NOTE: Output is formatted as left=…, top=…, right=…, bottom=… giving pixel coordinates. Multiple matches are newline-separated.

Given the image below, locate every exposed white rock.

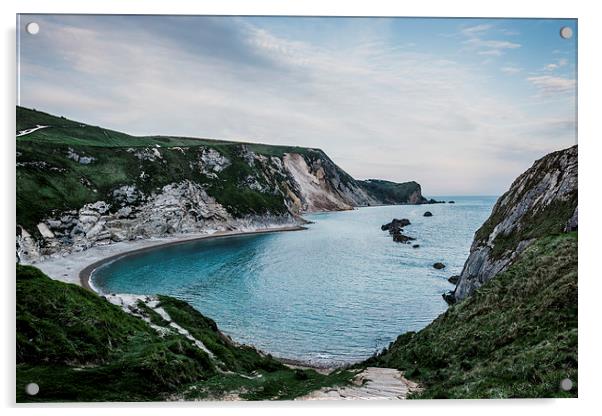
left=16, top=227, right=39, bottom=262
left=239, top=145, right=256, bottom=167
left=18, top=179, right=302, bottom=262
left=283, top=153, right=353, bottom=212
left=104, top=294, right=214, bottom=356
left=452, top=145, right=578, bottom=302
left=67, top=148, right=96, bottom=164
left=36, top=223, right=55, bottom=239
left=129, top=147, right=163, bottom=162
left=112, top=185, right=142, bottom=205
left=199, top=148, right=230, bottom=173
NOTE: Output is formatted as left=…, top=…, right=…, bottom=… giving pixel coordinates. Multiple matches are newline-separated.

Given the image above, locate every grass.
left=16, top=107, right=296, bottom=231
left=473, top=146, right=577, bottom=259
left=364, top=232, right=578, bottom=398
left=357, top=179, right=425, bottom=204
left=17, top=106, right=314, bottom=152
left=17, top=106, right=429, bottom=231
left=16, top=265, right=354, bottom=402
left=181, top=368, right=354, bottom=401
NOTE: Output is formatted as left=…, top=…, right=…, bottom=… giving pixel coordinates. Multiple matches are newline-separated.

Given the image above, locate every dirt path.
left=298, top=367, right=420, bottom=400
left=17, top=125, right=48, bottom=137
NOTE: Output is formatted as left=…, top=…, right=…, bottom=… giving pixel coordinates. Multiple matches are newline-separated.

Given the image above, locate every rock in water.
left=433, top=262, right=445, bottom=270
left=448, top=200, right=455, bottom=204
left=423, top=211, right=433, bottom=217
left=412, top=244, right=420, bottom=248
left=381, top=218, right=411, bottom=231
left=448, top=275, right=460, bottom=284
left=393, top=233, right=416, bottom=244
left=442, top=291, right=455, bottom=305
left=382, top=218, right=415, bottom=243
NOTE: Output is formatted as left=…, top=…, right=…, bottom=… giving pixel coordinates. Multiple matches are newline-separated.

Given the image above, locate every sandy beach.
left=27, top=225, right=305, bottom=292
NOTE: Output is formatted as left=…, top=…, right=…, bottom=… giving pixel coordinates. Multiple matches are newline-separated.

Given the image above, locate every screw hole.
left=26, top=22, right=40, bottom=35
left=25, top=382, right=39, bottom=396
left=560, top=26, right=573, bottom=40
left=559, top=378, right=573, bottom=391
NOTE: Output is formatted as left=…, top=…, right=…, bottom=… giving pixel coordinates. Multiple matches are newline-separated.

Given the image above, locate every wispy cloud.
left=18, top=16, right=576, bottom=195
left=501, top=66, right=522, bottom=74
left=464, top=37, right=521, bottom=56
left=527, top=75, right=576, bottom=94
left=460, top=23, right=493, bottom=36
left=543, top=58, right=568, bottom=71
left=460, top=23, right=521, bottom=57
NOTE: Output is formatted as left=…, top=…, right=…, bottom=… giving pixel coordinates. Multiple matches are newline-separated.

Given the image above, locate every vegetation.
left=16, top=265, right=354, bottom=402
left=16, top=106, right=305, bottom=231
left=357, top=179, right=426, bottom=204
left=17, top=106, right=430, bottom=232
left=365, top=233, right=578, bottom=398
left=474, top=146, right=578, bottom=259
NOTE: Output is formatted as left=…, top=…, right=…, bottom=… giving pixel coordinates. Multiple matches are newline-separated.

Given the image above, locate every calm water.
left=93, top=196, right=496, bottom=366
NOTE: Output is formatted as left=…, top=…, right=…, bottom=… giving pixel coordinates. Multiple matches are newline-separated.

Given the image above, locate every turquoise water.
left=93, top=196, right=496, bottom=366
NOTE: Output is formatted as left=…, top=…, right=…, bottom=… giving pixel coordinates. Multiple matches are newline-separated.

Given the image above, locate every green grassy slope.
left=16, top=265, right=353, bottom=402
left=17, top=106, right=430, bottom=234
left=365, top=232, right=577, bottom=398
left=17, top=106, right=313, bottom=153
left=16, top=107, right=309, bottom=231
left=357, top=179, right=427, bottom=204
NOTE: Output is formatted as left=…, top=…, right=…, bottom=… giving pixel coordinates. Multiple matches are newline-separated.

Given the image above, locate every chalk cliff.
left=448, top=145, right=578, bottom=303
left=16, top=107, right=429, bottom=261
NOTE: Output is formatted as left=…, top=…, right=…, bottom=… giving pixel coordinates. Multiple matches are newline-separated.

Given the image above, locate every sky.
left=17, top=15, right=577, bottom=195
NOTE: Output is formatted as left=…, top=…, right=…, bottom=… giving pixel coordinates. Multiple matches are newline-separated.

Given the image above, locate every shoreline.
left=78, top=225, right=306, bottom=291
left=27, top=225, right=305, bottom=291
left=26, top=223, right=357, bottom=372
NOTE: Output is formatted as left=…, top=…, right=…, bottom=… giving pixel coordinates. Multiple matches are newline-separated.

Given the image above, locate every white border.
left=2, top=1, right=601, bottom=415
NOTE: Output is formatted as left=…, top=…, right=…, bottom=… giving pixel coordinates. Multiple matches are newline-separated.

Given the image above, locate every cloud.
left=526, top=75, right=576, bottom=94
left=460, top=23, right=521, bottom=57
left=460, top=23, right=493, bottom=36
left=18, top=16, right=575, bottom=195
left=464, top=37, right=521, bottom=56
left=543, top=58, right=568, bottom=71
left=501, top=66, right=521, bottom=74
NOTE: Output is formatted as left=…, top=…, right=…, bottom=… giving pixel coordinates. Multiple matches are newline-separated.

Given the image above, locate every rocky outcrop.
left=357, top=179, right=428, bottom=205
left=17, top=180, right=300, bottom=261
left=448, top=145, right=577, bottom=303
left=17, top=143, right=427, bottom=262
left=447, top=275, right=460, bottom=285
left=381, top=218, right=411, bottom=231
left=381, top=218, right=415, bottom=244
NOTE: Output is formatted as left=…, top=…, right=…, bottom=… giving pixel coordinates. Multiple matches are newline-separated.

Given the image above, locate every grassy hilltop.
left=17, top=107, right=426, bottom=238
left=16, top=107, right=313, bottom=231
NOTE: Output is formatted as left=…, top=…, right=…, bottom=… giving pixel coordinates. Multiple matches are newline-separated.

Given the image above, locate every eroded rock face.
left=17, top=145, right=430, bottom=262
left=282, top=153, right=377, bottom=212
left=450, top=145, right=578, bottom=302
left=18, top=180, right=298, bottom=261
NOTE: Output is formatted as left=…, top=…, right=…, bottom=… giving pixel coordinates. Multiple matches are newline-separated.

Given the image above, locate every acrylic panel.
left=16, top=15, right=578, bottom=402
